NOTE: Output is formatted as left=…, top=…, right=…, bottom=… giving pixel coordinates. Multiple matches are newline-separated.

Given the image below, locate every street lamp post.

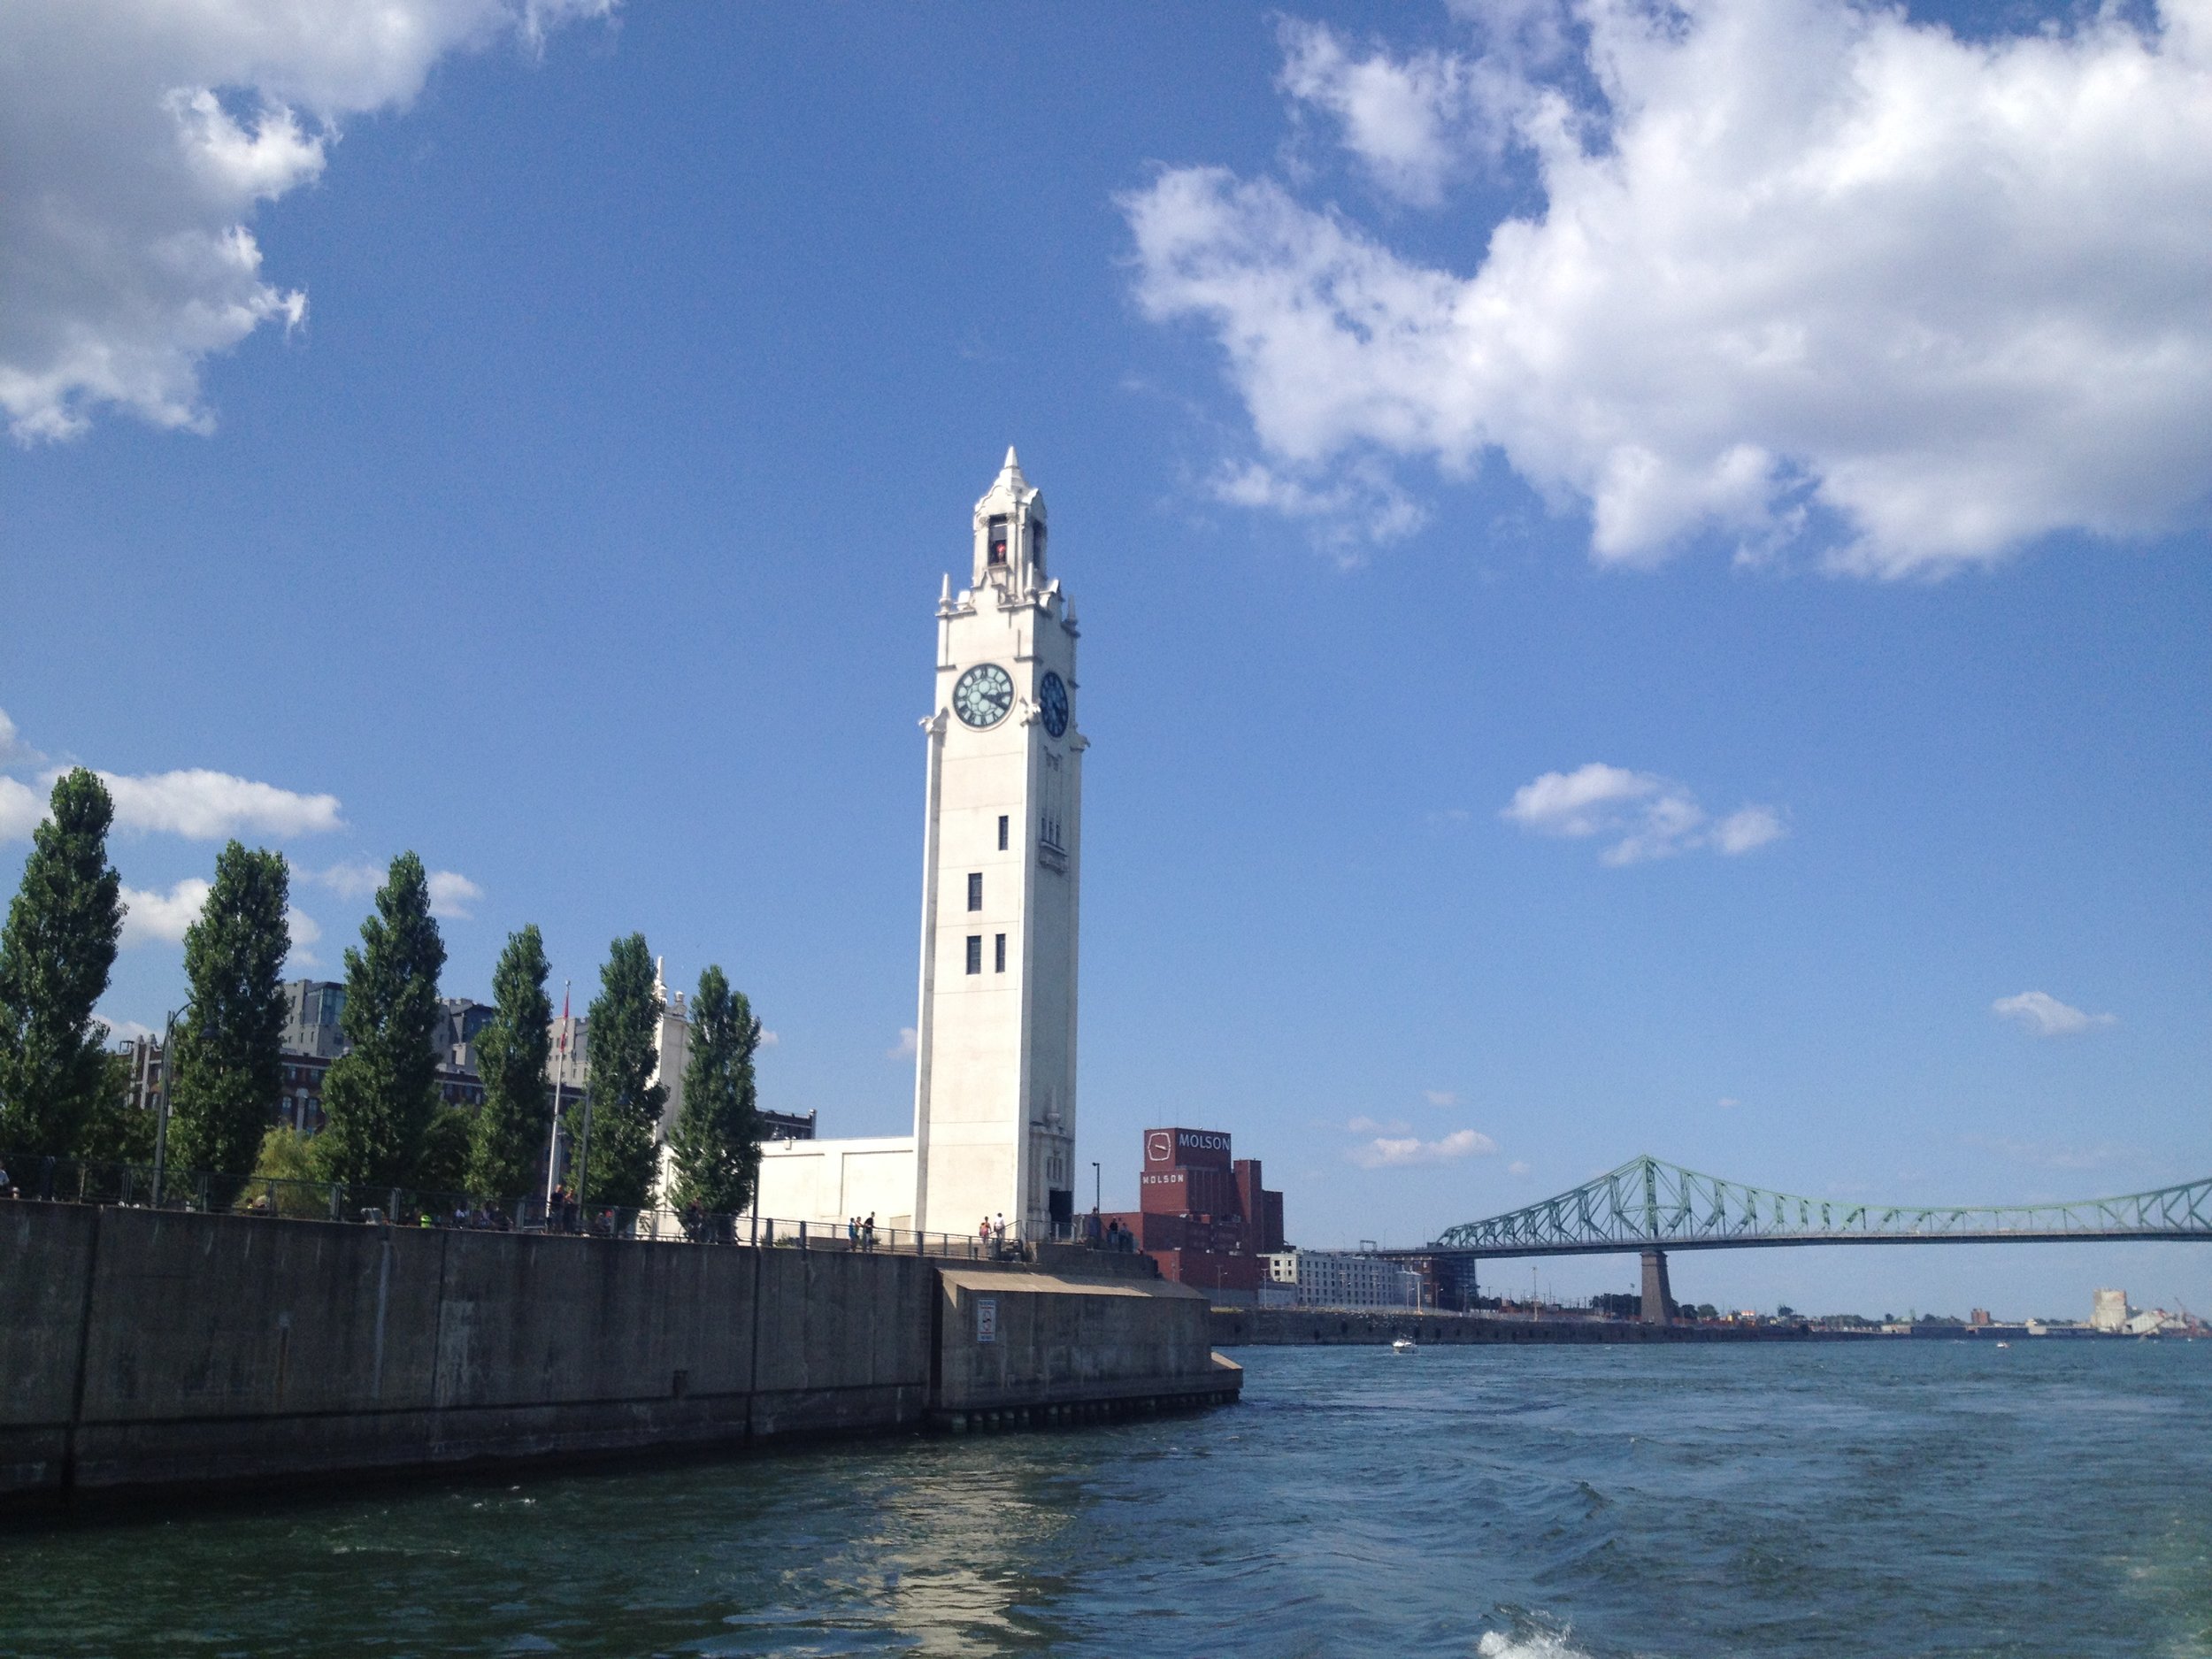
left=150, top=1008, right=176, bottom=1206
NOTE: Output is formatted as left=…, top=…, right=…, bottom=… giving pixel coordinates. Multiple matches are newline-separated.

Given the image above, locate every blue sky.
left=4, top=0, right=2208, bottom=1318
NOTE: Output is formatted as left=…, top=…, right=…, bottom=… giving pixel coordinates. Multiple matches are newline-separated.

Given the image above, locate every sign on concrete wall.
left=976, top=1296, right=997, bottom=1344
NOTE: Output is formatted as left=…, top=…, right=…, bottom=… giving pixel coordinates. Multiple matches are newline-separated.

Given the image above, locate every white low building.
left=753, top=1136, right=918, bottom=1234
left=1265, top=1249, right=1423, bottom=1310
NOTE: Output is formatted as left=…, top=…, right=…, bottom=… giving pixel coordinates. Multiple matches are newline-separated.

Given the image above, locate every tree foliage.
left=313, top=853, right=446, bottom=1190
left=0, top=769, right=124, bottom=1156
left=167, top=841, right=291, bottom=1179
left=415, top=1106, right=472, bottom=1198
left=670, top=964, right=764, bottom=1216
left=576, top=933, right=664, bottom=1209
left=467, top=924, right=551, bottom=1199
left=241, top=1125, right=326, bottom=1217
left=78, top=1048, right=155, bottom=1164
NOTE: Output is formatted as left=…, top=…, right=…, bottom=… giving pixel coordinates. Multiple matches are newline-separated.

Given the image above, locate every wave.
left=1478, top=1628, right=1594, bottom=1659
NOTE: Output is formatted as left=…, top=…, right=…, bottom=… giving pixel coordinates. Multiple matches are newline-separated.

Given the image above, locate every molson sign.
left=1143, top=1126, right=1233, bottom=1171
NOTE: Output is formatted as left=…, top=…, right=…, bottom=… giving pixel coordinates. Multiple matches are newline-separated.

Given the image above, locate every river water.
left=4, top=1340, right=2207, bottom=1657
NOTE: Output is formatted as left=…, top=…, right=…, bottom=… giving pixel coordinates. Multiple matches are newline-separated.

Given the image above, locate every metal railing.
left=0, top=1149, right=1114, bottom=1263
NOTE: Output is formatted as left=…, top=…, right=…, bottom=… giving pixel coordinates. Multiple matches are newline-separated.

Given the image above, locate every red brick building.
left=1102, top=1126, right=1284, bottom=1298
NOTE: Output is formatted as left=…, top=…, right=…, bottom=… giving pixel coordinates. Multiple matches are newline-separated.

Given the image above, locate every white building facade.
left=1264, top=1250, right=1423, bottom=1310
left=757, top=450, right=1084, bottom=1239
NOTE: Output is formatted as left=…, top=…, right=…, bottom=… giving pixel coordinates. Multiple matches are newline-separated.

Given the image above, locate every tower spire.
left=972, top=445, right=1046, bottom=589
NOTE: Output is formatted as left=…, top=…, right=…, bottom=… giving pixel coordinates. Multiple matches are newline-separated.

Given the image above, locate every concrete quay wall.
left=934, top=1269, right=1239, bottom=1427
left=1, top=1202, right=1233, bottom=1510
left=1210, top=1307, right=1828, bottom=1346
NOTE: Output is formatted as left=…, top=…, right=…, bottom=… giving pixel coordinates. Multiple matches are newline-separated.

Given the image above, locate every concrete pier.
left=1640, top=1248, right=1673, bottom=1325
left=933, top=1269, right=1238, bottom=1428
left=0, top=1202, right=1236, bottom=1512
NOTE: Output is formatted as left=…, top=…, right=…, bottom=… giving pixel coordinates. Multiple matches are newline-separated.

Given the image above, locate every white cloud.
left=1717, top=1096, right=1740, bottom=1110
left=1502, top=761, right=1785, bottom=864
left=1347, top=1115, right=1413, bottom=1134
left=1125, top=0, right=2212, bottom=572
left=889, top=1027, right=918, bottom=1059
left=98, top=768, right=343, bottom=839
left=1508, top=1159, right=1532, bottom=1177
left=1423, top=1089, right=1459, bottom=1108
left=0, top=0, right=615, bottom=442
left=1279, top=20, right=1490, bottom=208
left=1993, top=990, right=2116, bottom=1038
left=1712, top=805, right=1786, bottom=856
left=311, top=860, right=388, bottom=900
left=1348, top=1126, right=1498, bottom=1169
left=0, top=710, right=43, bottom=768
left=99, top=1014, right=160, bottom=1044
left=1210, top=457, right=1427, bottom=552
left=1502, top=762, right=1655, bottom=838
left=286, top=906, right=322, bottom=968
left=757, top=1029, right=780, bottom=1049
left=0, top=776, right=42, bottom=842
left=119, top=878, right=211, bottom=948
left=426, top=870, right=482, bottom=920
left=121, top=882, right=324, bottom=956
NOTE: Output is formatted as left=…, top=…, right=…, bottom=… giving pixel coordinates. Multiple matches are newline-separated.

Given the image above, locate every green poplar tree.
left=575, top=933, right=664, bottom=1210
left=313, top=852, right=446, bottom=1192
left=0, top=769, right=124, bottom=1156
left=467, top=923, right=551, bottom=1200
left=78, top=1048, right=155, bottom=1164
left=167, top=842, right=291, bottom=1182
left=670, top=965, right=764, bottom=1217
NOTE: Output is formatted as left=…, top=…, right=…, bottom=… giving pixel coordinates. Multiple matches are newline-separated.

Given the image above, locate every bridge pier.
left=1640, top=1249, right=1672, bottom=1325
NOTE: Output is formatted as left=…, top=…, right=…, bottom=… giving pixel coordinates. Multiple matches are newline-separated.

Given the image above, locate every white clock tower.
left=911, top=448, right=1084, bottom=1238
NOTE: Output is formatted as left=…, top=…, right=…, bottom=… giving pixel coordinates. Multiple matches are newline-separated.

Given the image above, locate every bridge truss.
left=1426, top=1156, right=2212, bottom=1258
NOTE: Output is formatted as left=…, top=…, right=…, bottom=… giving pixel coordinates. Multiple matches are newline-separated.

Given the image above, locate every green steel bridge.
left=1421, top=1155, right=2212, bottom=1259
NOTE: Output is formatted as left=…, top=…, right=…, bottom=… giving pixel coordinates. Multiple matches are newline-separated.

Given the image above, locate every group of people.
left=846, top=1212, right=879, bottom=1250
left=1098, top=1217, right=1136, bottom=1252
left=978, top=1211, right=1013, bottom=1256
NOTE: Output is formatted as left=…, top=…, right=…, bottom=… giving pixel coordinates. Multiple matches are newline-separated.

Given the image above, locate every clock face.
left=953, top=663, right=1015, bottom=728
left=1038, top=671, right=1070, bottom=739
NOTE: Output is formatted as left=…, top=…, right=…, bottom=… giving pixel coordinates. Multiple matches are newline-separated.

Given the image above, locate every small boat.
left=1391, top=1337, right=1417, bottom=1354
left=1994, top=1340, right=2010, bottom=1349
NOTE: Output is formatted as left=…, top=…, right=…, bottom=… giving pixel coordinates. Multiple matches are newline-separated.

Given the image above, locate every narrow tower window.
left=965, top=936, right=982, bottom=975
left=997, top=815, right=1010, bottom=851
left=995, top=933, right=1007, bottom=972
left=987, top=516, right=1010, bottom=565
left=967, top=872, right=983, bottom=911
left=1031, top=520, right=1046, bottom=571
